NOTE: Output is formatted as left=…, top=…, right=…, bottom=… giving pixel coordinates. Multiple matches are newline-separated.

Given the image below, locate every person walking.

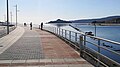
left=24, top=23, right=27, bottom=27
left=41, top=22, right=43, bottom=30
left=30, top=22, right=32, bottom=30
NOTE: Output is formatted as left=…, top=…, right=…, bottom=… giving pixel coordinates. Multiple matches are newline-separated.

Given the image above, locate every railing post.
left=57, top=28, right=58, bottom=35
left=97, top=39, right=101, bottom=67
left=53, top=27, right=54, bottom=33
left=80, top=35, right=84, bottom=57
left=65, top=30, right=67, bottom=38
left=83, top=35, right=86, bottom=50
left=75, top=33, right=77, bottom=42
left=53, top=27, right=55, bottom=33
left=69, top=31, right=71, bottom=41
left=59, top=28, right=60, bottom=36
left=62, top=29, right=63, bottom=37
left=52, top=27, right=54, bottom=33
left=51, top=27, right=52, bottom=32
left=55, top=27, right=57, bottom=34
left=81, top=35, right=86, bottom=58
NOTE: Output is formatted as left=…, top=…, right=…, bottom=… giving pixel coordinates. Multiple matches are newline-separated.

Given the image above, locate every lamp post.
left=92, top=21, right=97, bottom=36
left=95, top=23, right=96, bottom=36
left=6, top=0, right=9, bottom=34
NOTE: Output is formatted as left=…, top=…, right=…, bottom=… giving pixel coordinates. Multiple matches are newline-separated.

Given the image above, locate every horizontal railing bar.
left=85, top=40, right=120, bottom=56
left=85, top=46, right=120, bottom=66
left=86, top=35, right=120, bottom=45
left=100, top=45, right=120, bottom=56
left=83, top=50, right=109, bottom=67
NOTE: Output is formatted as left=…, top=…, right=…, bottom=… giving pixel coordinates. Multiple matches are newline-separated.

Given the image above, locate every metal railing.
left=0, top=26, right=16, bottom=38
left=42, top=25, right=120, bottom=67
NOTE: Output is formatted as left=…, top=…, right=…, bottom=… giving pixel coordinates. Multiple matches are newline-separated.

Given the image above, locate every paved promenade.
left=0, top=26, right=93, bottom=67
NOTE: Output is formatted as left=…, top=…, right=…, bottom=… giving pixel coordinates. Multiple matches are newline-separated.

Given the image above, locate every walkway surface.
left=0, top=26, right=93, bottom=67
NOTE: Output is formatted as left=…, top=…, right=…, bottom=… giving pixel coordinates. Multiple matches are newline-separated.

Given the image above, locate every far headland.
left=47, top=16, right=120, bottom=26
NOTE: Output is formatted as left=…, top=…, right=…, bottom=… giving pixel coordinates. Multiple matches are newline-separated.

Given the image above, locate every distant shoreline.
left=98, top=23, right=120, bottom=26
left=48, top=22, right=120, bottom=26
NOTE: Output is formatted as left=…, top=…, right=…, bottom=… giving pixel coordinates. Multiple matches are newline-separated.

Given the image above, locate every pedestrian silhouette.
left=41, top=22, right=43, bottom=30
left=30, top=22, right=32, bottom=30
left=24, top=23, right=27, bottom=27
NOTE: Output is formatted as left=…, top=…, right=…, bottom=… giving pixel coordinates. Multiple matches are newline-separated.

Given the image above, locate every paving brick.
left=40, top=59, right=52, bottom=63
left=0, top=60, right=12, bottom=63
left=11, top=66, right=25, bottom=67
left=26, top=59, right=39, bottom=63
left=12, top=60, right=26, bottom=63
left=52, top=59, right=65, bottom=63
left=54, top=64, right=69, bottom=67
left=64, top=58, right=76, bottom=62
left=25, top=66, right=39, bottom=67
left=39, top=66, right=45, bottom=67
left=44, top=65, right=53, bottom=67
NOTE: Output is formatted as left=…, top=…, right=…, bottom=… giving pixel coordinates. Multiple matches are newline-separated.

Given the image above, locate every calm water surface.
left=75, top=25, right=120, bottom=42
left=73, top=24, right=120, bottom=63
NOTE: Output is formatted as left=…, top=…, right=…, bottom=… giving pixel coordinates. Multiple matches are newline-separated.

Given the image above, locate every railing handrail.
left=88, top=35, right=120, bottom=45
left=44, top=25, right=120, bottom=52
left=53, top=26, right=120, bottom=46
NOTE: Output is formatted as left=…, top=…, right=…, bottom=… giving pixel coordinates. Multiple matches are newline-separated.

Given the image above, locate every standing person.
left=30, top=22, right=32, bottom=30
left=24, top=23, right=27, bottom=27
left=41, top=22, right=43, bottom=30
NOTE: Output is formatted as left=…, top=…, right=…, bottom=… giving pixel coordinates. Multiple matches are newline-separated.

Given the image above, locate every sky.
left=0, top=0, right=120, bottom=24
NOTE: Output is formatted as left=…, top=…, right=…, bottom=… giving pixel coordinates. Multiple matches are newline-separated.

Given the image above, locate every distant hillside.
left=71, top=16, right=120, bottom=23
left=48, top=19, right=72, bottom=23
left=47, top=16, right=120, bottom=24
